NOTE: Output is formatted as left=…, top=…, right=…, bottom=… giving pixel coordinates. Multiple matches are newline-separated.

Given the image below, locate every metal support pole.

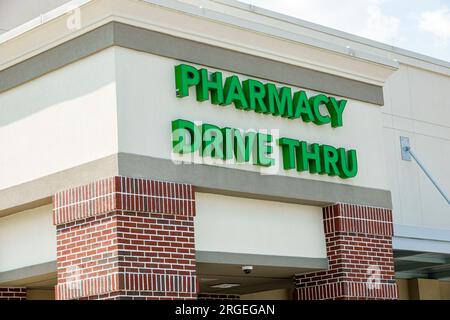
left=407, top=148, right=450, bottom=205
left=400, top=136, right=450, bottom=206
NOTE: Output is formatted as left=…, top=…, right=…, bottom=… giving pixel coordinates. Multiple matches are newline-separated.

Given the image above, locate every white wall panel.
left=0, top=205, right=55, bottom=272
left=0, top=48, right=118, bottom=189
left=383, top=64, right=450, bottom=228
left=195, top=193, right=327, bottom=258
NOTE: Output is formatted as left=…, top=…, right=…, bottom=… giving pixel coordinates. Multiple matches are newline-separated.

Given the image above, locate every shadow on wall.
left=0, top=49, right=116, bottom=127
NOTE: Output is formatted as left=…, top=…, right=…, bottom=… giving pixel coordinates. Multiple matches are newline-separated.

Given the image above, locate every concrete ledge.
left=0, top=22, right=115, bottom=94
left=112, top=22, right=384, bottom=105
left=118, top=153, right=393, bottom=209
left=393, top=224, right=450, bottom=255
left=0, top=261, right=56, bottom=286
left=394, top=224, right=450, bottom=242
left=196, top=251, right=328, bottom=270
left=0, top=154, right=118, bottom=218
left=0, top=152, right=393, bottom=217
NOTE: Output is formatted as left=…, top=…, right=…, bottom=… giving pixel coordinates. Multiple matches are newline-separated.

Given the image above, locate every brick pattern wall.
left=53, top=177, right=195, bottom=225
left=53, top=176, right=197, bottom=300
left=0, top=288, right=27, bottom=300
left=294, top=203, right=398, bottom=300
left=198, top=293, right=241, bottom=300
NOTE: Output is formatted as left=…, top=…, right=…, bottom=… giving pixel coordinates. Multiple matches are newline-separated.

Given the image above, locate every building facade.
left=0, top=0, right=449, bottom=300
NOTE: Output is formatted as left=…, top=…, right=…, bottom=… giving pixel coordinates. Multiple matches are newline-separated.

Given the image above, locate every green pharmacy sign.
left=171, top=64, right=358, bottom=179
left=175, top=64, right=347, bottom=128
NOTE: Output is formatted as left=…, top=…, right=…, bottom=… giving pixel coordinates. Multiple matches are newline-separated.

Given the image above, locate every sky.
left=239, top=0, right=450, bottom=62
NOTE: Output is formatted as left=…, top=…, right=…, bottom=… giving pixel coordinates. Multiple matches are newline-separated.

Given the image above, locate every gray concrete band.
left=0, top=261, right=56, bottom=286
left=118, top=153, right=393, bottom=209
left=0, top=23, right=115, bottom=94
left=0, top=154, right=118, bottom=218
left=0, top=22, right=384, bottom=105
left=0, top=153, right=393, bottom=218
left=196, top=251, right=328, bottom=270
left=0, top=153, right=392, bottom=218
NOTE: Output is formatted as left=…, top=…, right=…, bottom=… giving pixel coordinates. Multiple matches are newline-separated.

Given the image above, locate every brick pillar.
left=0, top=288, right=27, bottom=300
left=294, top=203, right=398, bottom=300
left=53, top=176, right=197, bottom=300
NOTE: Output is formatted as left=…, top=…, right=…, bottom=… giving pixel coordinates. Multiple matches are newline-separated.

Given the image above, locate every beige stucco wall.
left=0, top=48, right=118, bottom=190
left=440, top=281, right=450, bottom=299
left=195, top=193, right=326, bottom=258
left=382, top=65, right=450, bottom=229
left=27, top=289, right=55, bottom=300
left=0, top=205, right=55, bottom=272
left=396, top=279, right=410, bottom=300
left=397, top=278, right=450, bottom=300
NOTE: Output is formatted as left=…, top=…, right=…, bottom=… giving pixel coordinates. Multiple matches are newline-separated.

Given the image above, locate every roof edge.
left=211, top=0, right=450, bottom=70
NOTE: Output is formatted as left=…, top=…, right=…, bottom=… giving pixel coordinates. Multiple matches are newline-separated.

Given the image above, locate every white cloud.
left=240, top=0, right=449, bottom=61
left=360, top=1, right=401, bottom=43
left=419, top=6, right=450, bottom=47
left=244, top=0, right=404, bottom=45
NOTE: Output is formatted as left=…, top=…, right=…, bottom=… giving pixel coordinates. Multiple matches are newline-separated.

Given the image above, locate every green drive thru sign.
left=171, top=64, right=358, bottom=179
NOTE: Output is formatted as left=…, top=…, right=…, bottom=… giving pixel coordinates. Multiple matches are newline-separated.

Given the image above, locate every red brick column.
left=294, top=203, right=398, bottom=300
left=0, top=288, right=27, bottom=300
left=53, top=176, right=197, bottom=300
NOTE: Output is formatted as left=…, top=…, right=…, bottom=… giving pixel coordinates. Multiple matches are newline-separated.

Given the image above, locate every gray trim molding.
left=0, top=22, right=115, bottom=94
left=0, top=21, right=384, bottom=105
left=118, top=153, right=393, bottom=209
left=0, top=261, right=56, bottom=285
left=0, top=154, right=118, bottom=218
left=394, top=224, right=450, bottom=242
left=393, top=224, right=450, bottom=254
left=0, top=152, right=393, bottom=217
left=393, top=238, right=450, bottom=255
left=196, top=251, right=328, bottom=270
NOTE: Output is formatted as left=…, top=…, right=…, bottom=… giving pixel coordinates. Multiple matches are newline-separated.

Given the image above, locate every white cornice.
left=0, top=0, right=399, bottom=85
